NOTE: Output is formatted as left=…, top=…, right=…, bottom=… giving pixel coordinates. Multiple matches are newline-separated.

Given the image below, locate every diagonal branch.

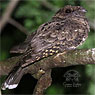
left=0, top=0, right=19, bottom=33
left=0, top=49, right=95, bottom=77
left=39, top=0, right=58, bottom=12
left=0, top=49, right=95, bottom=95
left=89, top=20, right=95, bottom=31
left=8, top=18, right=30, bottom=35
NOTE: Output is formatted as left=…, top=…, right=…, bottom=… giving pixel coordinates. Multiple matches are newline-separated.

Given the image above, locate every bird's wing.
left=15, top=21, right=65, bottom=67
left=30, top=19, right=88, bottom=53
left=19, top=20, right=79, bottom=67
left=13, top=19, right=88, bottom=68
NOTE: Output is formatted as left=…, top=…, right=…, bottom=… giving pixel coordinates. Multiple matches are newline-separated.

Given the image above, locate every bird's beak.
left=80, top=9, right=87, bottom=13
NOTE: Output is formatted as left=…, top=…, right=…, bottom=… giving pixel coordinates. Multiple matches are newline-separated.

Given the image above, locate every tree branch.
left=39, top=0, right=58, bottom=12
left=0, top=56, right=21, bottom=77
left=33, top=69, right=52, bottom=95
left=0, top=0, right=19, bottom=33
left=0, top=49, right=95, bottom=77
left=0, top=49, right=95, bottom=95
left=8, top=18, right=30, bottom=35
left=89, top=20, right=95, bottom=31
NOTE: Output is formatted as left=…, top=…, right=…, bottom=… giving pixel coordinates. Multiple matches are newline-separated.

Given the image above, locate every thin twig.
left=0, top=89, right=1, bottom=95
left=8, top=18, right=30, bottom=35
left=89, top=20, right=95, bottom=31
left=39, top=0, right=58, bottom=12
left=0, top=0, right=19, bottom=34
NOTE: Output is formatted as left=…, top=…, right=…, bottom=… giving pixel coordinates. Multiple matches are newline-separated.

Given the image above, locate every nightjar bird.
left=1, top=5, right=90, bottom=90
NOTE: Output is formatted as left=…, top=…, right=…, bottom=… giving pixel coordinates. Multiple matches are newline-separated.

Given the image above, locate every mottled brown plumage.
left=2, top=5, right=90, bottom=90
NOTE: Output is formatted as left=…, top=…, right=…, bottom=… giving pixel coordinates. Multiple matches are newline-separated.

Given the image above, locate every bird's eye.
left=65, top=9, right=72, bottom=13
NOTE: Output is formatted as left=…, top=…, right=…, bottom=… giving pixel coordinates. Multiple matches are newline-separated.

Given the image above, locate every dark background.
left=0, top=0, right=95, bottom=94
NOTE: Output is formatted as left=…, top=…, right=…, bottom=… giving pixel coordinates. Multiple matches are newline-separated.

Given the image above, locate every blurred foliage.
left=81, top=0, right=95, bottom=20
left=0, top=0, right=95, bottom=95
left=46, top=84, right=64, bottom=94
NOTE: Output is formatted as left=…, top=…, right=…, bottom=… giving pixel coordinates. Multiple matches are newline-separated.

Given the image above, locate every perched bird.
left=1, top=5, right=90, bottom=90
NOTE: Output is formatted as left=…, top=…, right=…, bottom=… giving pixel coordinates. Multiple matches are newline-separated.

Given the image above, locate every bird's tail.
left=1, top=66, right=24, bottom=90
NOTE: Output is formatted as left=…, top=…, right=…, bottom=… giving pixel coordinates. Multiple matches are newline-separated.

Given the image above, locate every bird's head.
left=52, top=5, right=87, bottom=20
